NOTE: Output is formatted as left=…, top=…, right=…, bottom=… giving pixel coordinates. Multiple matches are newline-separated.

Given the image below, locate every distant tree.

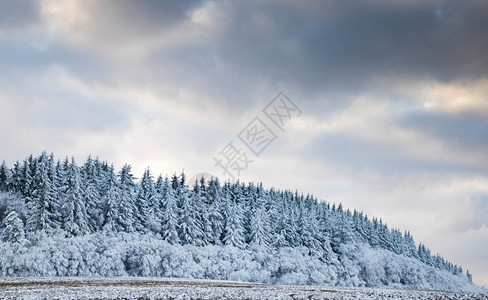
left=466, top=270, right=473, bottom=283
left=20, top=159, right=33, bottom=198
left=9, top=161, right=22, bottom=193
left=0, top=160, right=11, bottom=192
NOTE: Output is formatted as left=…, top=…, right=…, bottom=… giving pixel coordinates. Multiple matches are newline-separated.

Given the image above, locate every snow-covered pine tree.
left=9, top=161, right=22, bottom=193
left=466, top=270, right=473, bottom=283
left=62, top=158, right=89, bottom=236
left=248, top=207, right=271, bottom=249
left=368, top=218, right=381, bottom=249
left=20, top=159, right=33, bottom=198
left=26, top=155, right=59, bottom=232
left=117, top=164, right=136, bottom=232
left=161, top=181, right=180, bottom=244
left=102, top=166, right=120, bottom=232
left=178, top=183, right=204, bottom=245
left=352, top=210, right=368, bottom=243
left=331, top=204, right=355, bottom=252
left=0, top=160, right=11, bottom=192
left=404, top=231, right=419, bottom=259
left=2, top=210, right=27, bottom=244
left=283, top=202, right=300, bottom=247
left=153, top=175, right=168, bottom=232
left=84, top=180, right=101, bottom=232
left=54, top=159, right=67, bottom=203
left=206, top=178, right=224, bottom=245
left=223, top=200, right=245, bottom=248
left=134, top=168, right=155, bottom=232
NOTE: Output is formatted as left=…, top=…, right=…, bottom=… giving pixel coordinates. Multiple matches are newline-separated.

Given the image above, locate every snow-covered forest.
left=0, top=152, right=481, bottom=292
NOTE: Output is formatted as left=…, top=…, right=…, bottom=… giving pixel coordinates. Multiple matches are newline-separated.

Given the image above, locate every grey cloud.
left=52, top=0, right=204, bottom=45
left=0, top=40, right=108, bottom=85
left=398, top=111, right=488, bottom=157
left=211, top=0, right=488, bottom=91
left=4, top=0, right=488, bottom=97
left=126, top=0, right=488, bottom=114
left=305, top=132, right=488, bottom=177
left=466, top=194, right=488, bottom=231
left=0, top=0, right=39, bottom=31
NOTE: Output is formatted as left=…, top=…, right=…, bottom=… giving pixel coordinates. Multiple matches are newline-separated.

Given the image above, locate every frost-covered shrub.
left=0, top=232, right=483, bottom=293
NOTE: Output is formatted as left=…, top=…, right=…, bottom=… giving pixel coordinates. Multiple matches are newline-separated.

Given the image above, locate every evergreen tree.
left=153, top=174, right=168, bottom=233
left=20, top=159, right=33, bottom=198
left=85, top=180, right=101, bottom=232
left=62, top=158, right=89, bottom=236
left=207, top=178, right=224, bottom=244
left=466, top=270, right=473, bottom=283
left=2, top=211, right=27, bottom=244
left=134, top=168, right=155, bottom=232
left=178, top=186, right=204, bottom=245
left=368, top=218, right=381, bottom=249
left=102, top=166, right=120, bottom=232
left=117, top=164, right=136, bottom=232
left=9, top=161, right=22, bottom=193
left=26, top=158, right=59, bottom=232
left=161, top=182, right=180, bottom=244
left=248, top=207, right=271, bottom=249
left=331, top=205, right=354, bottom=252
left=223, top=201, right=245, bottom=248
left=404, top=231, right=419, bottom=259
left=0, top=160, right=11, bottom=192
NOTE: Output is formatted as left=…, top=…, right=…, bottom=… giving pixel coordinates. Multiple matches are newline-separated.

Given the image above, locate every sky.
left=1, top=0, right=487, bottom=287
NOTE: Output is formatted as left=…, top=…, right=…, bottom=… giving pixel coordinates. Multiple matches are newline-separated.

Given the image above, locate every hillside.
left=0, top=152, right=484, bottom=293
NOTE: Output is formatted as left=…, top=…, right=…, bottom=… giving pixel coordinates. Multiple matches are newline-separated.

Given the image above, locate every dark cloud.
left=115, top=0, right=488, bottom=114
left=4, top=0, right=488, bottom=98
left=212, top=0, right=488, bottom=92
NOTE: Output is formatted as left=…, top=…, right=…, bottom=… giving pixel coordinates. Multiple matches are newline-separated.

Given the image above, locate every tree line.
left=0, top=152, right=470, bottom=280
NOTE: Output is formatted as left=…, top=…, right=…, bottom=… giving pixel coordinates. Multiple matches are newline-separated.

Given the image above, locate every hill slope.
left=0, top=153, right=484, bottom=293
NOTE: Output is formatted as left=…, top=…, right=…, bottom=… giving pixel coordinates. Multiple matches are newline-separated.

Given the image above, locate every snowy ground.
left=0, top=277, right=487, bottom=300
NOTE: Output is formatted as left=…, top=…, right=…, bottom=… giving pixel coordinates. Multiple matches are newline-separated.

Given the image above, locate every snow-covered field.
left=0, top=277, right=486, bottom=300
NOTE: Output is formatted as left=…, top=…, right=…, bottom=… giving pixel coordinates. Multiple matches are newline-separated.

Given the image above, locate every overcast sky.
left=1, top=0, right=487, bottom=287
